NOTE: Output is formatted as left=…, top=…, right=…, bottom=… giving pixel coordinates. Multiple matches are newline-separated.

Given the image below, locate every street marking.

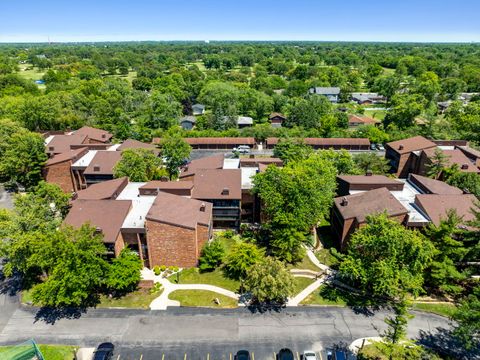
left=297, top=352, right=300, bottom=360
left=318, top=351, right=323, bottom=360
left=116, top=355, right=121, bottom=360
left=184, top=353, right=187, bottom=360
left=251, top=352, right=255, bottom=360
left=162, top=354, right=165, bottom=360
left=230, top=353, right=232, bottom=360
left=273, top=352, right=276, bottom=360
left=207, top=353, right=210, bottom=360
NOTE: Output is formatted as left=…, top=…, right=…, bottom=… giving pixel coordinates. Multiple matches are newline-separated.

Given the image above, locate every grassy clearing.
left=169, top=289, right=238, bottom=308
left=288, top=254, right=321, bottom=272
left=315, top=248, right=339, bottom=268
left=169, top=267, right=240, bottom=292
left=293, top=277, right=315, bottom=296
left=300, top=285, right=348, bottom=306
left=0, top=344, right=77, bottom=360
left=111, top=70, right=137, bottom=83
left=364, top=109, right=386, bottom=120
left=97, top=288, right=161, bottom=309
left=412, top=302, right=456, bottom=318
left=16, top=63, right=46, bottom=89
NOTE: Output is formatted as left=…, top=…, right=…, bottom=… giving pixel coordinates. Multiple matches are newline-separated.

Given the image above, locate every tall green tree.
left=114, top=148, right=163, bottom=181
left=198, top=238, right=225, bottom=272
left=105, top=249, right=143, bottom=295
left=244, top=257, right=294, bottom=304
left=452, top=285, right=480, bottom=353
left=224, top=242, right=265, bottom=280
left=272, top=138, right=313, bottom=164
left=145, top=91, right=182, bottom=130
left=159, top=133, right=191, bottom=180
left=426, top=148, right=448, bottom=179
left=354, top=152, right=390, bottom=174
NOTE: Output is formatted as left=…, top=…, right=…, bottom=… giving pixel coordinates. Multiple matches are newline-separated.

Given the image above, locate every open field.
left=169, top=289, right=238, bottom=308
left=16, top=63, right=46, bottom=89
left=169, top=267, right=240, bottom=292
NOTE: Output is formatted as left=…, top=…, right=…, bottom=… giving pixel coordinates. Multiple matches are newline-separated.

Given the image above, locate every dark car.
left=334, top=350, right=346, bottom=360
left=277, top=348, right=294, bottom=360
left=235, top=350, right=251, bottom=360
left=93, top=342, right=114, bottom=360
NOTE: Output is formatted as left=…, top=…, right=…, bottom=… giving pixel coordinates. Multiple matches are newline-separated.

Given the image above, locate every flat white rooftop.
left=241, top=167, right=258, bottom=190
left=107, top=143, right=121, bottom=151
left=116, top=182, right=155, bottom=229
left=223, top=158, right=240, bottom=169
left=72, top=150, right=98, bottom=168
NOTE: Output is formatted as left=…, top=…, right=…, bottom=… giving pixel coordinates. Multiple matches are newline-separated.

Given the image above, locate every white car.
left=233, top=145, right=250, bottom=154
left=303, top=351, right=318, bottom=360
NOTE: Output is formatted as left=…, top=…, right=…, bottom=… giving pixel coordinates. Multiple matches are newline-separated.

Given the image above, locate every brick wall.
left=146, top=220, right=199, bottom=268
left=114, top=232, right=125, bottom=256
left=44, top=161, right=75, bottom=193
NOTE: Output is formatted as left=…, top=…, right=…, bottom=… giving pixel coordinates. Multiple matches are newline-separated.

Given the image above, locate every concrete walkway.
left=142, top=269, right=239, bottom=310
left=349, top=337, right=382, bottom=354
left=306, top=248, right=334, bottom=274
left=287, top=277, right=326, bottom=306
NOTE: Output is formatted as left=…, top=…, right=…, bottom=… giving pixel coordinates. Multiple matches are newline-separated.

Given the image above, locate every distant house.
left=347, top=114, right=379, bottom=127
left=351, top=93, right=386, bottom=105
left=237, top=116, right=253, bottom=128
left=179, top=116, right=196, bottom=130
left=269, top=112, right=286, bottom=128
left=308, top=87, right=341, bottom=103
left=192, top=104, right=205, bottom=116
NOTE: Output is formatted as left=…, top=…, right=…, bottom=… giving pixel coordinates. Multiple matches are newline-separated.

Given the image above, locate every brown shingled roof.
left=185, top=137, right=255, bottom=145
left=84, top=151, right=122, bottom=176
left=76, top=177, right=129, bottom=200
left=180, top=154, right=224, bottom=178
left=266, top=137, right=370, bottom=146
left=348, top=114, right=379, bottom=125
left=140, top=180, right=194, bottom=191
left=338, top=175, right=403, bottom=186
left=414, top=194, right=477, bottom=226
left=146, top=192, right=212, bottom=230
left=64, top=199, right=131, bottom=243
left=269, top=112, right=286, bottom=120
left=239, top=157, right=283, bottom=167
left=45, top=147, right=88, bottom=166
left=73, top=126, right=112, bottom=143
left=117, top=139, right=159, bottom=153
left=423, top=148, right=479, bottom=173
left=386, top=136, right=436, bottom=155
left=409, top=174, right=463, bottom=195
left=192, top=169, right=242, bottom=200
left=334, top=187, right=408, bottom=223
left=46, top=134, right=88, bottom=155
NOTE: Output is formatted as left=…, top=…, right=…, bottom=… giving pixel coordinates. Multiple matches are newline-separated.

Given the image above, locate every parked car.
left=302, top=350, right=318, bottom=360
left=376, top=143, right=385, bottom=151
left=334, top=350, right=347, bottom=360
left=93, top=342, right=114, bottom=360
left=370, top=143, right=377, bottom=151
left=324, top=349, right=333, bottom=360
left=234, top=145, right=250, bottom=154
left=235, top=350, right=251, bottom=360
left=277, top=348, right=294, bottom=360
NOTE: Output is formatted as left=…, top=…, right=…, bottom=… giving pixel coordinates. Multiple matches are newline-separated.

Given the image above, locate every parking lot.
left=113, top=344, right=354, bottom=360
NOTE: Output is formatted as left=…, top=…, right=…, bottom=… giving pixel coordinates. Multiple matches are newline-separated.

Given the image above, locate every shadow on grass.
left=318, top=284, right=386, bottom=317
left=417, top=327, right=480, bottom=360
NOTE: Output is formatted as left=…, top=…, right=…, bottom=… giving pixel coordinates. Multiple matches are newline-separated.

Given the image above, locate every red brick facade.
left=44, top=161, right=77, bottom=193
left=145, top=220, right=210, bottom=268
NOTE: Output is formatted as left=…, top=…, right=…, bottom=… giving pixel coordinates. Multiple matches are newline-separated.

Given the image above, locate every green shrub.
left=153, top=266, right=161, bottom=276
left=160, top=265, right=167, bottom=272
left=198, top=239, right=225, bottom=272
left=149, top=282, right=163, bottom=294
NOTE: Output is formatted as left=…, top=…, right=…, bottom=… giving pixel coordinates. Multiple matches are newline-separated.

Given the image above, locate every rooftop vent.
left=398, top=144, right=404, bottom=150
left=101, top=134, right=106, bottom=138
left=221, top=188, right=230, bottom=196
left=48, top=146, right=54, bottom=151
left=200, top=203, right=206, bottom=212
left=340, top=197, right=349, bottom=206
left=461, top=164, right=469, bottom=170
left=365, top=170, right=373, bottom=176
left=93, top=165, right=100, bottom=172
left=95, top=227, right=102, bottom=233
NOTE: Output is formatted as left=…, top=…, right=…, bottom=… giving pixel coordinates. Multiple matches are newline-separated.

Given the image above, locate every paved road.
left=0, top=287, right=450, bottom=360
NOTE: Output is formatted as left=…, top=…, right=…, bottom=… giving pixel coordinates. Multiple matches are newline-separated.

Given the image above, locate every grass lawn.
left=0, top=344, right=77, bottom=360
left=169, top=267, right=240, bottom=292
left=97, top=288, right=161, bottom=309
left=21, top=288, right=33, bottom=304
left=364, top=109, right=386, bottom=120
left=288, top=254, right=321, bottom=272
left=293, top=277, right=315, bottom=296
left=315, top=248, right=339, bottom=268
left=300, top=285, right=348, bottom=306
left=111, top=70, right=137, bottom=83
left=412, top=302, right=456, bottom=318
left=16, top=63, right=46, bottom=89
left=169, top=289, right=238, bottom=308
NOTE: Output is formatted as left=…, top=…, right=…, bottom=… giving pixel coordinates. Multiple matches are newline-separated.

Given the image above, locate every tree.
left=105, top=249, right=143, bottom=295
left=316, top=149, right=358, bottom=175
left=384, top=94, right=426, bottom=129
left=224, top=242, right=265, bottom=280
left=426, top=148, right=448, bottom=179
left=372, top=75, right=400, bottom=103
left=424, top=210, right=467, bottom=295
left=0, top=130, right=47, bottom=189
left=354, top=152, right=390, bottom=174
left=253, top=154, right=337, bottom=261
left=145, top=91, right=182, bottom=130
left=159, top=133, right=191, bottom=180
left=30, top=225, right=109, bottom=307
left=285, top=95, right=333, bottom=129
left=339, top=214, right=434, bottom=300
left=114, top=148, right=163, bottom=182
left=352, top=124, right=390, bottom=144
left=446, top=171, right=480, bottom=198
left=452, top=285, right=480, bottom=353
left=244, top=257, right=294, bottom=304
left=272, top=138, right=313, bottom=164
left=198, top=239, right=225, bottom=272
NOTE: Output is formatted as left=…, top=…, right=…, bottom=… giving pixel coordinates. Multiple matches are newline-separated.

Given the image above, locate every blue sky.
left=1, top=0, right=479, bottom=43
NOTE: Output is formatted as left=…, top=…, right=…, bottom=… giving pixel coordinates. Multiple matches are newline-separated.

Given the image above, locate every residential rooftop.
left=192, top=169, right=242, bottom=200
left=386, top=136, right=437, bottom=155
left=76, top=177, right=129, bottom=200
left=414, top=194, right=477, bottom=227
left=71, top=126, right=112, bottom=143
left=116, top=182, right=156, bottom=229
left=83, top=151, right=122, bottom=175
left=45, top=134, right=88, bottom=155
left=408, top=174, right=463, bottom=195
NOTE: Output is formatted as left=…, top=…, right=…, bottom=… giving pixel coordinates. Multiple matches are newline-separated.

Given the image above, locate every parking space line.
left=251, top=352, right=255, bottom=360
left=207, top=353, right=210, bottom=360
left=273, top=351, right=276, bottom=360
left=139, top=355, right=143, bottom=360
left=184, top=353, right=187, bottom=360
left=116, top=355, right=121, bottom=360
left=162, top=354, right=165, bottom=360
left=296, top=352, right=300, bottom=360
left=230, top=353, right=232, bottom=360
left=318, top=351, right=323, bottom=360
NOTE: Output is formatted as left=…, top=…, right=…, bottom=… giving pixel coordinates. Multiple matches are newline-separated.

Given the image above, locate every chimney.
left=461, top=164, right=469, bottom=170
left=398, top=144, right=404, bottom=150
left=221, top=188, right=230, bottom=195
left=340, top=197, right=349, bottom=206
left=93, top=165, right=100, bottom=172
left=49, top=146, right=54, bottom=151
left=365, top=170, right=373, bottom=176
left=200, top=202, right=206, bottom=212
left=102, top=133, right=106, bottom=138
left=249, top=154, right=255, bottom=159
